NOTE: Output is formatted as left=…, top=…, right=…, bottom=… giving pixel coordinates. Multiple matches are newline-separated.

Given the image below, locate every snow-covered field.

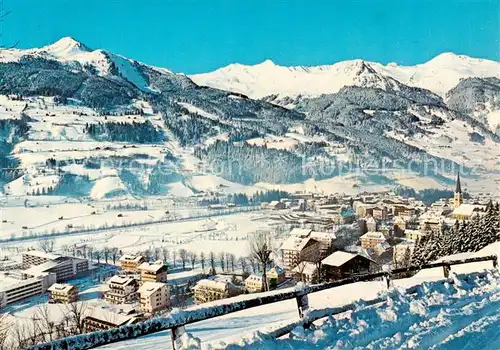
left=0, top=201, right=277, bottom=259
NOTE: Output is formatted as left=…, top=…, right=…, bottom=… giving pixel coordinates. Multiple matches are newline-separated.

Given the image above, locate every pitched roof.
left=138, top=262, right=167, bottom=273
left=321, top=251, right=358, bottom=267
left=195, top=279, right=229, bottom=291
left=280, top=236, right=319, bottom=251
left=119, top=255, right=144, bottom=263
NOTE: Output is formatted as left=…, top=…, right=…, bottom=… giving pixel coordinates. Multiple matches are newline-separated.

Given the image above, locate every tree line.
left=411, top=202, right=499, bottom=266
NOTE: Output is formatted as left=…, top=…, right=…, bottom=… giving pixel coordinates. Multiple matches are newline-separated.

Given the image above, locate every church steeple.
left=453, top=172, right=463, bottom=208
left=455, top=172, right=462, bottom=193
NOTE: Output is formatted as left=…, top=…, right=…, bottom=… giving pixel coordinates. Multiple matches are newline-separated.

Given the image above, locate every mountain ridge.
left=190, top=53, right=500, bottom=99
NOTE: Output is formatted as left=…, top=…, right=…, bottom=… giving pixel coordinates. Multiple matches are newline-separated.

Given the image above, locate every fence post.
left=443, top=263, right=451, bottom=278
left=171, top=325, right=186, bottom=350
left=296, top=288, right=310, bottom=328
left=384, top=272, right=391, bottom=289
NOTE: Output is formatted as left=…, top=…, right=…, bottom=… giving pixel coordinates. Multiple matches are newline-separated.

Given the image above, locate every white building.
left=138, top=281, right=169, bottom=313
left=0, top=270, right=56, bottom=307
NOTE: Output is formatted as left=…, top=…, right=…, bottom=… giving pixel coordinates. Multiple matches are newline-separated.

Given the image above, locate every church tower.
left=453, top=172, right=463, bottom=208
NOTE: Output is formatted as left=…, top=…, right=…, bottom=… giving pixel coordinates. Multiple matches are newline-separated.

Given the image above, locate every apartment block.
left=138, top=281, right=169, bottom=313
left=48, top=283, right=78, bottom=303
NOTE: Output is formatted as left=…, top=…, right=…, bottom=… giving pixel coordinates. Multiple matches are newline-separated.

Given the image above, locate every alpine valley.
left=1, top=37, right=499, bottom=200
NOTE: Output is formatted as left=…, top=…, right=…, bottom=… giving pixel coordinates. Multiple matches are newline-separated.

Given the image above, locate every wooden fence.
left=30, top=254, right=498, bottom=350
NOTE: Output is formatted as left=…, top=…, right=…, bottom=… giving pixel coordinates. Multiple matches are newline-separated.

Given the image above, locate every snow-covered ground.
left=97, top=243, right=500, bottom=349
left=244, top=270, right=500, bottom=350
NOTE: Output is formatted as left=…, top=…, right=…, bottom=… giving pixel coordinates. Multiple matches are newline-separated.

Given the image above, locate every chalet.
left=138, top=261, right=168, bottom=283
left=48, top=283, right=78, bottom=304
left=119, top=254, right=145, bottom=273
left=104, top=275, right=139, bottom=304
left=83, top=306, right=139, bottom=333
left=321, top=251, right=376, bottom=281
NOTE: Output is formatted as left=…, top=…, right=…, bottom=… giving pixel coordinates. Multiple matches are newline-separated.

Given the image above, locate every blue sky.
left=3, top=0, right=499, bottom=73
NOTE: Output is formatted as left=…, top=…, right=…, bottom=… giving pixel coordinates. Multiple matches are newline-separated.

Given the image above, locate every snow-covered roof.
left=360, top=231, right=387, bottom=241
left=322, top=251, right=358, bottom=267
left=280, top=236, right=318, bottom=251
left=310, top=231, right=336, bottom=241
left=138, top=261, right=166, bottom=273
left=195, top=279, right=229, bottom=291
left=23, top=260, right=62, bottom=277
left=289, top=228, right=312, bottom=237
left=452, top=204, right=485, bottom=216
left=86, top=306, right=137, bottom=326
left=292, top=261, right=317, bottom=275
left=48, top=283, right=75, bottom=293
left=245, top=274, right=263, bottom=283
left=119, top=254, right=144, bottom=263
left=23, top=250, right=60, bottom=261
left=138, top=281, right=166, bottom=297
left=109, top=275, right=136, bottom=286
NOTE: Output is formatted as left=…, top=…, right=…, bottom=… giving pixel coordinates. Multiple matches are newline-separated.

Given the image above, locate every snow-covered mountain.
left=190, top=53, right=500, bottom=99
left=0, top=37, right=499, bottom=199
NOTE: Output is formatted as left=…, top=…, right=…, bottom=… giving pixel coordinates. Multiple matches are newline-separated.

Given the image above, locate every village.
left=1, top=172, right=496, bottom=344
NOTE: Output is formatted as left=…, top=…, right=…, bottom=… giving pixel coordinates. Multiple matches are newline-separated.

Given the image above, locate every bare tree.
left=209, top=251, right=216, bottom=275
left=143, top=249, right=152, bottom=262
left=239, top=257, right=248, bottom=274
left=188, top=252, right=197, bottom=270
left=178, top=249, right=187, bottom=270
left=249, top=231, right=273, bottom=292
left=110, top=247, right=119, bottom=265
left=218, top=252, right=225, bottom=271
left=95, top=250, right=104, bottom=264
left=87, top=246, right=94, bottom=261
left=172, top=250, right=177, bottom=268
left=38, top=239, right=55, bottom=253
left=161, top=247, right=169, bottom=263
left=35, top=304, right=56, bottom=342
left=0, top=309, right=10, bottom=350
left=228, top=253, right=236, bottom=272
left=103, top=247, right=110, bottom=264
left=65, top=302, right=87, bottom=334
left=199, top=252, right=206, bottom=272
left=154, top=247, right=161, bottom=261
left=27, top=315, right=43, bottom=346
left=248, top=255, right=257, bottom=273
left=12, top=323, right=28, bottom=350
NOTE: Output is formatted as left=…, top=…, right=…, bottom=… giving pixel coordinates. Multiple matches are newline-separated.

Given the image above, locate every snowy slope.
left=190, top=53, right=500, bottom=99
left=98, top=253, right=500, bottom=349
